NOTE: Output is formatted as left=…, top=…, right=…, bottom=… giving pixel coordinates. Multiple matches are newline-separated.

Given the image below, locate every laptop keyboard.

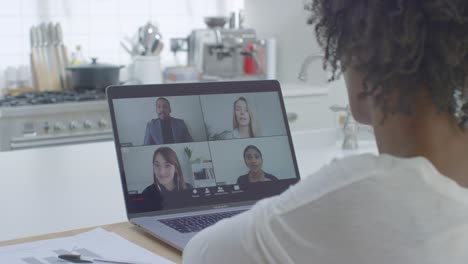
left=159, top=210, right=246, bottom=233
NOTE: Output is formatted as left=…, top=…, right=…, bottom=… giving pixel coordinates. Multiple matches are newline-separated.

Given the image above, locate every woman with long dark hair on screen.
left=142, top=147, right=191, bottom=198
left=236, top=145, right=278, bottom=184
left=184, top=0, right=468, bottom=263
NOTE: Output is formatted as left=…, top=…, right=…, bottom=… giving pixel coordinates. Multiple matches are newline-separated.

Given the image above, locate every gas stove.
left=0, top=90, right=113, bottom=151
left=0, top=90, right=107, bottom=107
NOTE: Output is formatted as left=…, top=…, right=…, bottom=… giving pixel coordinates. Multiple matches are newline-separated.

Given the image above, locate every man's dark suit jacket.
left=143, top=117, right=193, bottom=145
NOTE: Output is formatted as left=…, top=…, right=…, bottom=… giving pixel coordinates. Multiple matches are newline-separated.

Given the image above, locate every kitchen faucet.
left=330, top=105, right=359, bottom=150
left=298, top=54, right=324, bottom=82
left=330, top=104, right=374, bottom=150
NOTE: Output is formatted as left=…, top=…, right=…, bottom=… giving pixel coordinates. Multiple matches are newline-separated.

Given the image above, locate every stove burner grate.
left=0, top=90, right=106, bottom=107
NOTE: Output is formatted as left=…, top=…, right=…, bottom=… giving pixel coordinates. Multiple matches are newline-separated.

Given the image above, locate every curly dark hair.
left=305, top=0, right=468, bottom=122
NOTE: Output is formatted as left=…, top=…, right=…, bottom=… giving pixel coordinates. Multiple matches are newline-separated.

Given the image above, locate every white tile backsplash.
left=21, top=17, right=41, bottom=35
left=90, top=0, right=119, bottom=16
left=0, top=0, right=244, bottom=69
left=0, top=55, right=21, bottom=66
left=88, top=16, right=121, bottom=35
left=64, top=35, right=90, bottom=57
left=0, top=1, right=21, bottom=15
left=57, top=16, right=91, bottom=35
left=21, top=0, right=42, bottom=16
left=0, top=38, right=23, bottom=55
left=190, top=1, right=220, bottom=16
left=118, top=16, right=148, bottom=36
left=152, top=0, right=192, bottom=16
left=157, top=15, right=193, bottom=35
left=52, top=0, right=91, bottom=17
left=0, top=16, right=22, bottom=36
left=118, top=0, right=152, bottom=16
left=89, top=35, right=121, bottom=54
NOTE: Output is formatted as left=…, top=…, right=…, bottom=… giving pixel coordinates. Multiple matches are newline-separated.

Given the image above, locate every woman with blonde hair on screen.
left=232, top=96, right=261, bottom=138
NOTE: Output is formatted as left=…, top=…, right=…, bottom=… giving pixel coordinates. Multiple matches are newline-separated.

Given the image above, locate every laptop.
left=106, top=80, right=300, bottom=250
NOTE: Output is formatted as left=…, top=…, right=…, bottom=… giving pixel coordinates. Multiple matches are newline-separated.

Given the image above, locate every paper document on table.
left=0, top=228, right=174, bottom=264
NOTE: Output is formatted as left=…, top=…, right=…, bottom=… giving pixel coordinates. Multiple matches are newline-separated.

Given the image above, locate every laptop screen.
left=107, top=81, right=300, bottom=215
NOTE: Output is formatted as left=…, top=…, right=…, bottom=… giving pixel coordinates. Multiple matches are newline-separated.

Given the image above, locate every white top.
left=231, top=128, right=241, bottom=139
left=183, top=154, right=468, bottom=264
left=218, top=129, right=245, bottom=139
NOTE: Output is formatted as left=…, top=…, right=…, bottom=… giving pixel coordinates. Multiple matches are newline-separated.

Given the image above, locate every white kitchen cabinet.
left=284, top=95, right=333, bottom=131
left=282, top=84, right=336, bottom=131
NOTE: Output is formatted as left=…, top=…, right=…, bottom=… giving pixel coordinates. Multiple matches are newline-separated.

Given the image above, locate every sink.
left=292, top=128, right=378, bottom=178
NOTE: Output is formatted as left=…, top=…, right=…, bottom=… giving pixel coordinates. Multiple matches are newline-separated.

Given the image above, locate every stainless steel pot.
left=66, top=58, right=122, bottom=90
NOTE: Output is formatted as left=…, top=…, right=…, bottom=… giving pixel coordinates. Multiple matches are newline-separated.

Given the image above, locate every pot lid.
left=66, top=58, right=122, bottom=70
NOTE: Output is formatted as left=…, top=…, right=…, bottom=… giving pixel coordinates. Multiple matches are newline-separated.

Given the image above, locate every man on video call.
left=143, top=97, right=193, bottom=145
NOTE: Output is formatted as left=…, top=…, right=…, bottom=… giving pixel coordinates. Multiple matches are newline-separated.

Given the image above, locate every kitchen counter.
left=0, top=131, right=378, bottom=242
left=0, top=141, right=126, bottom=241
left=281, top=82, right=329, bottom=98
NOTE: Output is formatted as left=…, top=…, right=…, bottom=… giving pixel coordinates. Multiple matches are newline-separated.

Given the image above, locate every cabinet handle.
left=287, top=112, right=298, bottom=122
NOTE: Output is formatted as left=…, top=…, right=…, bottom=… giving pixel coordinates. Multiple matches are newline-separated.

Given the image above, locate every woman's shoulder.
left=231, top=129, right=240, bottom=138
left=285, top=153, right=434, bottom=203
left=146, top=119, right=163, bottom=129
left=236, top=174, right=249, bottom=184
left=210, top=130, right=234, bottom=140
left=265, top=173, right=279, bottom=181
left=142, top=184, right=152, bottom=193
left=142, top=184, right=159, bottom=196
left=323, top=153, right=431, bottom=181
left=265, top=153, right=463, bottom=224
left=303, top=153, right=385, bottom=187
left=171, top=117, right=185, bottom=124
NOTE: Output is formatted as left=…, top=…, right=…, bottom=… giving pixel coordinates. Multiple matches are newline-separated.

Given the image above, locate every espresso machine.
left=171, top=16, right=275, bottom=81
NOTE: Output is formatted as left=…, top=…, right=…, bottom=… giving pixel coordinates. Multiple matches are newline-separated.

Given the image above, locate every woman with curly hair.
left=184, top=1, right=468, bottom=263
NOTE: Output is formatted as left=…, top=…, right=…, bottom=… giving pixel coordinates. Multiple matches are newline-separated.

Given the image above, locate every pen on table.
left=57, top=253, right=151, bottom=264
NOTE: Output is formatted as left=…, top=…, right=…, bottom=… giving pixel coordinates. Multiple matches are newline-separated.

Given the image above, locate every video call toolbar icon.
left=205, top=188, right=210, bottom=194
left=193, top=189, right=198, bottom=194
left=233, top=185, right=240, bottom=191
left=217, top=186, right=225, bottom=193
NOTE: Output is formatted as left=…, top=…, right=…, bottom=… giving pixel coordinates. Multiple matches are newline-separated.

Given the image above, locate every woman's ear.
left=344, top=66, right=373, bottom=125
